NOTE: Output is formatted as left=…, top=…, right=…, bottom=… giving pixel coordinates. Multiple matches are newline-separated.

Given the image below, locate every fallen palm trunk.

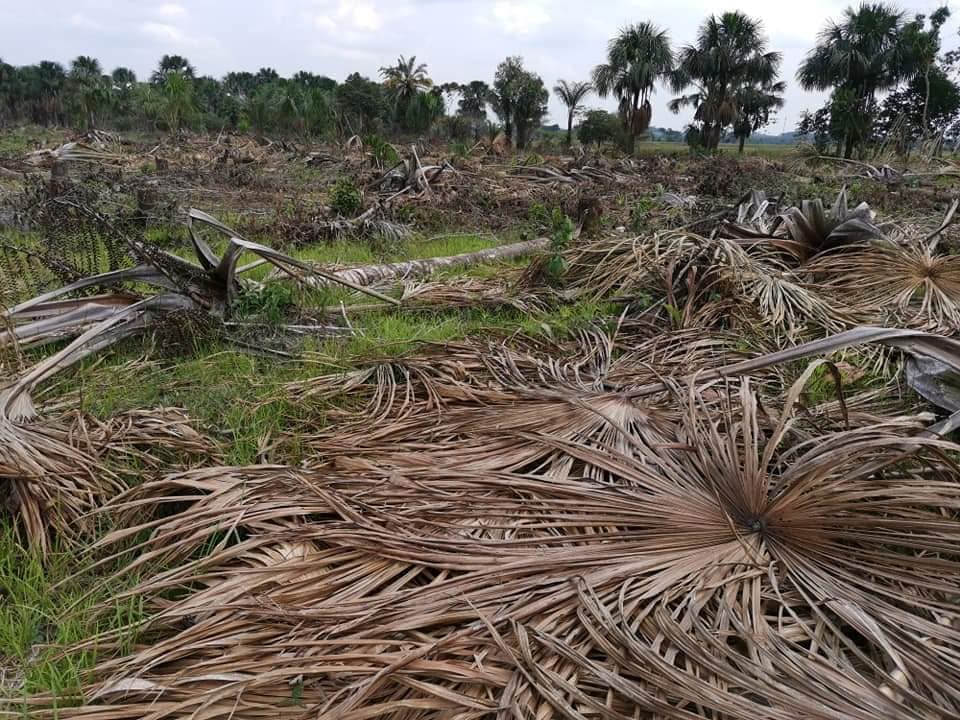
left=276, top=237, right=549, bottom=289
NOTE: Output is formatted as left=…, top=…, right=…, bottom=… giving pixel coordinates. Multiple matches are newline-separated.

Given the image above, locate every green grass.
left=632, top=141, right=798, bottom=158
left=0, top=126, right=72, bottom=158
left=0, top=526, right=144, bottom=708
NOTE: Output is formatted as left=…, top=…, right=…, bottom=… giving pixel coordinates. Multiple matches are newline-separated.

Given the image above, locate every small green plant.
left=363, top=134, right=399, bottom=169
left=545, top=208, right=574, bottom=282
left=450, top=140, right=470, bottom=161
left=232, top=282, right=296, bottom=324
left=328, top=178, right=362, bottom=218
left=630, top=196, right=657, bottom=232
left=526, top=202, right=551, bottom=231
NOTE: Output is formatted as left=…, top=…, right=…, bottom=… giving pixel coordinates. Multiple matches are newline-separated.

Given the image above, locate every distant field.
left=633, top=141, right=798, bottom=157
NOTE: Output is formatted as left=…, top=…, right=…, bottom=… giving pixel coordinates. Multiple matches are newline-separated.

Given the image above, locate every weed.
left=232, top=283, right=297, bottom=324
left=328, top=178, right=362, bottom=218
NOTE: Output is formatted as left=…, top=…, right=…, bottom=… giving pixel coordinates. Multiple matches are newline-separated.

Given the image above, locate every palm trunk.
left=738, top=135, right=746, bottom=153
left=922, top=66, right=932, bottom=141
left=566, top=110, right=573, bottom=148
left=293, top=238, right=550, bottom=289
left=843, top=134, right=854, bottom=159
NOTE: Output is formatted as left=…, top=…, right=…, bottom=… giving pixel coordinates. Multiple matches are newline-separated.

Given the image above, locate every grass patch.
left=0, top=526, right=143, bottom=707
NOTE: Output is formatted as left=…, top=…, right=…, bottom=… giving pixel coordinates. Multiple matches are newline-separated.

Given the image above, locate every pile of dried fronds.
left=26, top=328, right=960, bottom=718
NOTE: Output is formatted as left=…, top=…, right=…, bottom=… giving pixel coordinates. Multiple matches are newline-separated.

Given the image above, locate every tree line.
left=1, top=2, right=958, bottom=157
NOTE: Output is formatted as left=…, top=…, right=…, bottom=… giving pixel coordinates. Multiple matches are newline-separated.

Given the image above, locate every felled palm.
left=722, top=188, right=886, bottom=261
left=1, top=209, right=394, bottom=407
left=810, top=239, right=960, bottom=331
left=42, top=363, right=960, bottom=719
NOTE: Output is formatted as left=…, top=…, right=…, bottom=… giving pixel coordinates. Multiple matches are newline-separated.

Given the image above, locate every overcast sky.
left=1, top=0, right=957, bottom=131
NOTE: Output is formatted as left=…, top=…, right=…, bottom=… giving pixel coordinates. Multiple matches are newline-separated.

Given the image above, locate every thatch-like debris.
left=30, top=371, right=960, bottom=719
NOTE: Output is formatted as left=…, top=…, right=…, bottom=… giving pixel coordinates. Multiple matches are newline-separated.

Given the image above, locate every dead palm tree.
left=552, top=79, right=592, bottom=147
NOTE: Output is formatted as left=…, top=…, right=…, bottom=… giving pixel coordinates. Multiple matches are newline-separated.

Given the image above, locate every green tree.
left=491, top=57, right=548, bottom=149
left=68, top=56, right=110, bottom=129
left=669, top=12, right=782, bottom=151
left=797, top=2, right=907, bottom=157
left=155, top=71, right=196, bottom=132
left=457, top=81, right=489, bottom=119
left=901, top=6, right=951, bottom=141
left=335, top=73, right=385, bottom=134
left=150, top=54, right=196, bottom=84
left=577, top=109, right=623, bottom=148
left=403, top=89, right=444, bottom=134
left=553, top=79, right=592, bottom=147
left=223, top=71, right=257, bottom=99
left=592, top=22, right=673, bottom=152
left=732, top=82, right=786, bottom=152
left=876, top=67, right=960, bottom=147
left=379, top=55, right=432, bottom=129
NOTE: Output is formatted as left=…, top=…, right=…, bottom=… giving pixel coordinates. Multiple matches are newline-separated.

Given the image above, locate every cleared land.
left=2, top=128, right=960, bottom=718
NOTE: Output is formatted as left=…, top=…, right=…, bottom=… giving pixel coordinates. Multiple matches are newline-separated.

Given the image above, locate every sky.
left=1, top=0, right=958, bottom=132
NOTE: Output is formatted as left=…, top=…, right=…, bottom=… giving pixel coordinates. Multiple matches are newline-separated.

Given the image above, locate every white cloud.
left=141, top=21, right=185, bottom=42
left=492, top=1, right=549, bottom=36
left=156, top=3, right=186, bottom=18
left=69, top=12, right=103, bottom=30
left=313, top=14, right=337, bottom=32
left=337, top=1, right=382, bottom=31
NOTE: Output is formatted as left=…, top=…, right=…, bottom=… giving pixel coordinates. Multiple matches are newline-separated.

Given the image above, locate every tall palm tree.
left=69, top=56, right=107, bottom=129
left=669, top=12, right=782, bottom=151
left=592, top=22, right=673, bottom=152
left=797, top=2, right=907, bottom=157
left=69, top=55, right=102, bottom=81
left=733, top=82, right=786, bottom=152
left=111, top=67, right=137, bottom=87
left=151, top=55, right=195, bottom=84
left=553, top=80, right=592, bottom=147
left=379, top=55, right=432, bottom=117
left=34, top=61, right=67, bottom=125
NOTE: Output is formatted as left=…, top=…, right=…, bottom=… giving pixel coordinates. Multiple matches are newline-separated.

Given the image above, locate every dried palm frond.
left=0, top=406, right=214, bottom=553
left=23, top=141, right=122, bottom=167
left=565, top=231, right=702, bottom=300
left=714, top=240, right=850, bottom=337
left=271, top=237, right=549, bottom=289
left=36, top=377, right=960, bottom=719
left=809, top=242, right=960, bottom=331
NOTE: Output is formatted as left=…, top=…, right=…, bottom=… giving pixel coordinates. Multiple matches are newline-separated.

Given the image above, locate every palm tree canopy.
left=70, top=56, right=103, bottom=81
left=670, top=12, right=782, bottom=129
left=379, top=55, right=432, bottom=109
left=797, top=2, right=906, bottom=93
left=553, top=79, right=592, bottom=113
left=592, top=22, right=673, bottom=104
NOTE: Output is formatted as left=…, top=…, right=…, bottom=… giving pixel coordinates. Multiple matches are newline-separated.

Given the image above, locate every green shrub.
left=328, top=177, right=362, bottom=217
left=232, top=282, right=296, bottom=324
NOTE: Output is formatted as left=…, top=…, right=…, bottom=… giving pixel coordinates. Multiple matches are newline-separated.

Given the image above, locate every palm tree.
left=733, top=82, right=786, bottom=152
left=111, top=67, right=137, bottom=87
left=151, top=55, right=195, bottom=84
left=592, top=22, right=673, bottom=152
left=69, top=55, right=102, bottom=81
left=379, top=55, right=432, bottom=117
left=553, top=80, right=592, bottom=147
left=69, top=56, right=108, bottom=129
left=156, top=71, right=196, bottom=132
left=797, top=2, right=907, bottom=158
left=901, top=6, right=950, bottom=141
left=669, top=12, right=782, bottom=151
